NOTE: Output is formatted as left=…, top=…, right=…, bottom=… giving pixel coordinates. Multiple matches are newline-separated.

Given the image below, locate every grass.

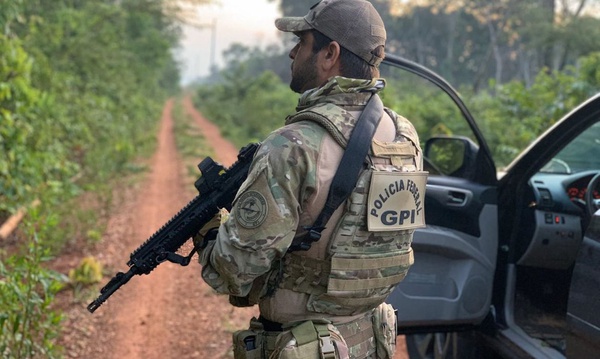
left=171, top=96, right=215, bottom=189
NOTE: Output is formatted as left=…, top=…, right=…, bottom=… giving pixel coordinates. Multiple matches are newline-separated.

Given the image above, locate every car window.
left=540, top=122, right=600, bottom=174
left=380, top=65, right=480, bottom=178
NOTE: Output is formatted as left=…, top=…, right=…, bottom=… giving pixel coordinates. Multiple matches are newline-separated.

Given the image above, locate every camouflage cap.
left=275, top=0, right=386, bottom=67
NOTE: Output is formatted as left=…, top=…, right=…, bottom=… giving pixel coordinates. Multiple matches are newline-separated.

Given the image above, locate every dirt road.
left=57, top=98, right=407, bottom=358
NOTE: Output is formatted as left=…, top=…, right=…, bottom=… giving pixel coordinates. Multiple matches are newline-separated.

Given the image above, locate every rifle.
left=87, top=143, right=259, bottom=313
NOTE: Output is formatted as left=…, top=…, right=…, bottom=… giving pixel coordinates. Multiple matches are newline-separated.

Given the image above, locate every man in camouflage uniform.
left=196, top=1, right=425, bottom=358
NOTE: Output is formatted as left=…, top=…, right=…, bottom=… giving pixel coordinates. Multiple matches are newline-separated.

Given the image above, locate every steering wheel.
left=543, top=158, right=572, bottom=174
left=585, top=173, right=600, bottom=219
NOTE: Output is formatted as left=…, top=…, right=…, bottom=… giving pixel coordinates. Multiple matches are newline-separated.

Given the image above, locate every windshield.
left=540, top=122, right=600, bottom=174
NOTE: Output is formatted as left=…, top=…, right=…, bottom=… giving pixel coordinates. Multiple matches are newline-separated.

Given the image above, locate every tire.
left=405, top=331, right=493, bottom=359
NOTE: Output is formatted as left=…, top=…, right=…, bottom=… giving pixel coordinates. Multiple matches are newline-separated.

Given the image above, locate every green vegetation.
left=172, top=98, right=211, bottom=157
left=171, top=96, right=214, bottom=179
left=1, top=0, right=182, bottom=356
left=68, top=256, right=103, bottom=297
left=194, top=68, right=297, bottom=147
left=469, top=52, right=600, bottom=167
left=0, top=225, right=66, bottom=359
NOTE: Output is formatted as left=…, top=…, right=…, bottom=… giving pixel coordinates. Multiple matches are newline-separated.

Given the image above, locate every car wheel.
left=405, top=331, right=490, bottom=359
left=405, top=332, right=457, bottom=359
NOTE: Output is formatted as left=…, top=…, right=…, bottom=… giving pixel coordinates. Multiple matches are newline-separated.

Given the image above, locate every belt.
left=258, top=315, right=283, bottom=332
left=259, top=314, right=376, bottom=357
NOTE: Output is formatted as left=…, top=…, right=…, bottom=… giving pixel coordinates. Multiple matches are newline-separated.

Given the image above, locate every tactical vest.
left=276, top=103, right=425, bottom=316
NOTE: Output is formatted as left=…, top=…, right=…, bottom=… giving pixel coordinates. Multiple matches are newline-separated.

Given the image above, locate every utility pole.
left=209, top=18, right=217, bottom=71
left=191, top=18, right=217, bottom=75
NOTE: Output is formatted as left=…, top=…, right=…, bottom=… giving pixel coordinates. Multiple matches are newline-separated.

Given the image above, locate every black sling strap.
left=289, top=94, right=384, bottom=252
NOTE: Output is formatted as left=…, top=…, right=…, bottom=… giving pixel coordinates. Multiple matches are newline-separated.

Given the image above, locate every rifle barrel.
left=87, top=269, right=135, bottom=313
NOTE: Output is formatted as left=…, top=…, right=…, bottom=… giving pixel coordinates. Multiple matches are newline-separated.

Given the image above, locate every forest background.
left=1, top=0, right=600, bottom=357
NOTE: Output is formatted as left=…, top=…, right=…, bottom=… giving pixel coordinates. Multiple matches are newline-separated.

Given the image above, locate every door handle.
left=447, top=191, right=467, bottom=206
left=426, top=185, right=473, bottom=207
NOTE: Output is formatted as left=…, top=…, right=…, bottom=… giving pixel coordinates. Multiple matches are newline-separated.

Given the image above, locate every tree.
left=384, top=0, right=600, bottom=89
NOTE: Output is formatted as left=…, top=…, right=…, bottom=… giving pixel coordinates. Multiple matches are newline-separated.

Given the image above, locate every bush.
left=68, top=256, right=103, bottom=287
left=0, top=1, right=183, bottom=355
left=0, top=232, right=66, bottom=359
left=195, top=69, right=297, bottom=147
left=469, top=52, right=600, bottom=167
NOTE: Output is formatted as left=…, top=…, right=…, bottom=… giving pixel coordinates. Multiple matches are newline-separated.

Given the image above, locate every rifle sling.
left=289, top=94, right=384, bottom=252
left=164, top=249, right=197, bottom=266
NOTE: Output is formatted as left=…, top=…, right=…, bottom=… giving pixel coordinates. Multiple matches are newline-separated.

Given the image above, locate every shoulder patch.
left=236, top=190, right=268, bottom=229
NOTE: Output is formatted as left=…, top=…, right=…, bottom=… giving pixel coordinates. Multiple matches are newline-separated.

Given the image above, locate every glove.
left=193, top=208, right=229, bottom=249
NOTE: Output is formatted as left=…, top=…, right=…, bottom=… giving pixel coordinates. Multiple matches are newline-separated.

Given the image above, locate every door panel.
left=567, top=212, right=600, bottom=358
left=389, top=182, right=497, bottom=329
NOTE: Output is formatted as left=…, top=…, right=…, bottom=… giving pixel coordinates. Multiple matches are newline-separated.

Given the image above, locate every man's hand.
left=193, top=208, right=229, bottom=249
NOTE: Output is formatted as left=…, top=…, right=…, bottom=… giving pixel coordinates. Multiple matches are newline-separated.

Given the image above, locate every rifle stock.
left=87, top=143, right=259, bottom=313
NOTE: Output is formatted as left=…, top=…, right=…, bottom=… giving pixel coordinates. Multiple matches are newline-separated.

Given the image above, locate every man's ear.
left=319, top=41, right=341, bottom=73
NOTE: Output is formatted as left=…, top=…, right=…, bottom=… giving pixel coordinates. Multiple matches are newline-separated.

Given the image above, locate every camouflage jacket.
left=199, top=76, right=422, bottom=324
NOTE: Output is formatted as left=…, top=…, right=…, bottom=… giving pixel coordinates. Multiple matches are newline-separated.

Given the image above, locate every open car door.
left=380, top=56, right=600, bottom=358
left=381, top=55, right=499, bottom=332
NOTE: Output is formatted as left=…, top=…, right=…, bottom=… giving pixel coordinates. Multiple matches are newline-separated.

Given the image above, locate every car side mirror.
left=424, top=136, right=479, bottom=178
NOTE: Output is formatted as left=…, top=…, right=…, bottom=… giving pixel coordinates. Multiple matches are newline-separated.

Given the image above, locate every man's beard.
left=290, top=53, right=318, bottom=93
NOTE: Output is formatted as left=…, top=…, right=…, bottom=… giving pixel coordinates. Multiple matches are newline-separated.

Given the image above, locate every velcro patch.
left=236, top=190, right=268, bottom=229
left=367, top=172, right=427, bottom=231
left=371, top=139, right=416, bottom=157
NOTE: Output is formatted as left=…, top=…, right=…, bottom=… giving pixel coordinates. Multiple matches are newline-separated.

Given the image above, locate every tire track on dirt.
left=183, top=95, right=239, bottom=166
left=100, top=98, right=259, bottom=359
left=97, top=99, right=196, bottom=358
left=57, top=99, right=257, bottom=359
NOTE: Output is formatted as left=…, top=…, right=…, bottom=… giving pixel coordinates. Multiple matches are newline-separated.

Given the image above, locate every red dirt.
left=56, top=97, right=408, bottom=358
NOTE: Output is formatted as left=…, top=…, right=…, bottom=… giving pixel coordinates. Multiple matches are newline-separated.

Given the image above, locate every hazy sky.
left=176, top=0, right=282, bottom=85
